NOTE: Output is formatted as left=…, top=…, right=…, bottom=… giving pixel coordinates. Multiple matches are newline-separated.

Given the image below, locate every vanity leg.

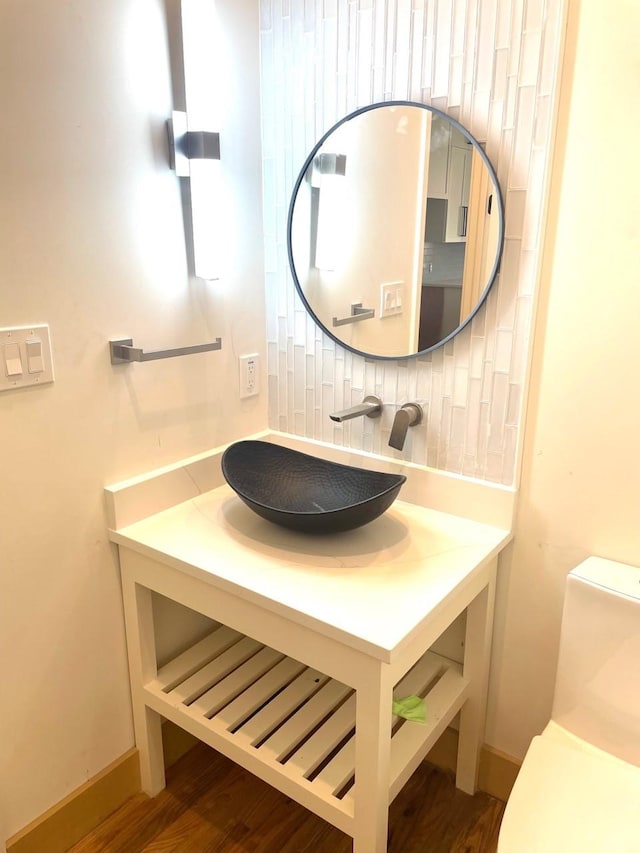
left=352, top=665, right=393, bottom=853
left=121, top=573, right=166, bottom=796
left=456, top=563, right=497, bottom=794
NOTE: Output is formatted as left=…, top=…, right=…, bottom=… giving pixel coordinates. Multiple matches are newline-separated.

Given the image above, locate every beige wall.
left=308, top=106, right=428, bottom=357
left=486, top=0, right=640, bottom=758
left=0, top=0, right=266, bottom=836
left=2, top=0, right=637, bottom=838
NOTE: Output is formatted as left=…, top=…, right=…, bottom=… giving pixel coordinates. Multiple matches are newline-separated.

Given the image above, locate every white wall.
left=486, top=0, right=640, bottom=758
left=0, top=0, right=266, bottom=837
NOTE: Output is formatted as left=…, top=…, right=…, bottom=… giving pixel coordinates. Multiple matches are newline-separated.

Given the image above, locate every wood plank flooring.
left=70, top=743, right=505, bottom=852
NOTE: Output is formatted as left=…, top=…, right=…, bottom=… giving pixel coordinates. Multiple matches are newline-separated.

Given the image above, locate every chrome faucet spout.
left=389, top=403, right=423, bottom=450
left=330, top=395, right=383, bottom=422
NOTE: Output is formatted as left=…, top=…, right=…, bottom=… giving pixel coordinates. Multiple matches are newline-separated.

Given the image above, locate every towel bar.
left=109, top=337, right=222, bottom=364
left=332, top=303, right=375, bottom=327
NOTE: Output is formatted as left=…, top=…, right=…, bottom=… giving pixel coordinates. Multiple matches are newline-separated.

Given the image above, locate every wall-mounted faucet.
left=330, top=395, right=382, bottom=422
left=389, top=403, right=423, bottom=450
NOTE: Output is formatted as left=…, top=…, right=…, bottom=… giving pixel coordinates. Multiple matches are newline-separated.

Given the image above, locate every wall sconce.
left=167, top=112, right=220, bottom=176
left=168, top=0, right=222, bottom=281
left=167, top=111, right=221, bottom=280
left=312, top=153, right=347, bottom=271
left=312, top=153, right=347, bottom=183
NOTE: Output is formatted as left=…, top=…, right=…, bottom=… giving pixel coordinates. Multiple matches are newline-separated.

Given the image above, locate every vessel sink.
left=221, top=440, right=406, bottom=534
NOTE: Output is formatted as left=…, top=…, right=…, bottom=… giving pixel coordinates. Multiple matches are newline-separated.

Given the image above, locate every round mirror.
left=287, top=101, right=504, bottom=359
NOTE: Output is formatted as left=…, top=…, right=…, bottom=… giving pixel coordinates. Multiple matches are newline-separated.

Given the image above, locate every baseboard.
left=5, top=723, right=519, bottom=852
left=4, top=722, right=196, bottom=853
left=5, top=749, right=140, bottom=853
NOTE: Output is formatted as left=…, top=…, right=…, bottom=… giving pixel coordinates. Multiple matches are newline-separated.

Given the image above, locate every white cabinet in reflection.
left=425, top=118, right=472, bottom=245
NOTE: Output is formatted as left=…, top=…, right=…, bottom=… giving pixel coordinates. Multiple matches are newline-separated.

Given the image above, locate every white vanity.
left=106, top=432, right=512, bottom=852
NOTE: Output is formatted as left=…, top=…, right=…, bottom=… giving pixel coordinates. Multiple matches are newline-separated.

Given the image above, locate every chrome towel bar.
left=109, top=337, right=222, bottom=364
left=332, top=303, right=375, bottom=327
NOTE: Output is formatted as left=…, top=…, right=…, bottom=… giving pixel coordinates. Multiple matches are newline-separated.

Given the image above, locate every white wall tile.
left=495, top=0, right=512, bottom=50
left=517, top=249, right=537, bottom=298
left=503, top=74, right=518, bottom=131
left=510, top=84, right=536, bottom=188
left=509, top=294, right=532, bottom=386
left=461, top=0, right=478, bottom=87
left=523, top=0, right=544, bottom=33
left=501, top=424, right=518, bottom=483
left=394, top=0, right=412, bottom=98
left=539, top=9, right=563, bottom=97
left=433, top=0, right=453, bottom=98
left=505, top=189, right=526, bottom=239
left=507, top=0, right=525, bottom=77
left=506, top=382, right=521, bottom=426
left=422, top=9, right=435, bottom=91
left=453, top=365, right=469, bottom=407
left=519, top=29, right=542, bottom=87
left=261, top=0, right=564, bottom=486
left=293, top=344, right=306, bottom=409
left=492, top=46, right=509, bottom=103
left=523, top=146, right=546, bottom=251
left=475, top=2, right=497, bottom=95
left=494, top=328, right=513, bottom=374
left=465, top=375, right=482, bottom=448
left=497, top=264, right=518, bottom=330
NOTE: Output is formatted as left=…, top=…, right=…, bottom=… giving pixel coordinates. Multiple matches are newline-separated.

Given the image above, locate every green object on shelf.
left=392, top=695, right=426, bottom=724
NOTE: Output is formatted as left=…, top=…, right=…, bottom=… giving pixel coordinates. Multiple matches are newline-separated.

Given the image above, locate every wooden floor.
left=70, top=742, right=504, bottom=852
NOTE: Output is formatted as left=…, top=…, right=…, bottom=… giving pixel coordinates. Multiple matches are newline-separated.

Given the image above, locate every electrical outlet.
left=239, top=353, right=259, bottom=399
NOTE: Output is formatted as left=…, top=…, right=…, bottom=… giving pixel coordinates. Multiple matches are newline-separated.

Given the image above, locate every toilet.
left=498, top=557, right=640, bottom=852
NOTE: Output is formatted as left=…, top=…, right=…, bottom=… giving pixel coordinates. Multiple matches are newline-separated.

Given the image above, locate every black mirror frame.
left=286, top=100, right=505, bottom=361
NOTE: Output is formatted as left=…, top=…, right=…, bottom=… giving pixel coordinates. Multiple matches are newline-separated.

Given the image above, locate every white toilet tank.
left=551, top=556, right=640, bottom=766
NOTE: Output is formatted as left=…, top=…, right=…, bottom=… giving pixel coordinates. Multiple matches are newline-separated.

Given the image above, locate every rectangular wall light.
left=312, top=153, right=347, bottom=271
left=168, top=0, right=222, bottom=281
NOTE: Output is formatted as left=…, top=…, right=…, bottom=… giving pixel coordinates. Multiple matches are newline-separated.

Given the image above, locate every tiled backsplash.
left=260, top=0, right=564, bottom=486
left=423, top=242, right=465, bottom=284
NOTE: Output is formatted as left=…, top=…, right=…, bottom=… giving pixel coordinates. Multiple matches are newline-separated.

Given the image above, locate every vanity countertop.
left=110, top=483, right=510, bottom=662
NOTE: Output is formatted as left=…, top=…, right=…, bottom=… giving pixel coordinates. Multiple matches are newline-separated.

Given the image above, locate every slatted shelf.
left=143, top=624, right=468, bottom=819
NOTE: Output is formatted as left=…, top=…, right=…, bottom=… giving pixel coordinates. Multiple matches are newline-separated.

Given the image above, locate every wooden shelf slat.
left=152, top=625, right=242, bottom=692
left=232, top=667, right=331, bottom=748
left=258, top=680, right=353, bottom=763
left=311, top=735, right=355, bottom=798
left=145, top=628, right=467, bottom=816
left=214, top=656, right=308, bottom=732
left=312, top=651, right=452, bottom=799
left=189, top=646, right=285, bottom=717
left=167, top=636, right=263, bottom=705
left=284, top=694, right=356, bottom=778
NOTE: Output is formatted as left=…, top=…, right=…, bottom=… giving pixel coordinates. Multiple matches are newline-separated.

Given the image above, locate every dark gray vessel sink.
left=221, top=440, right=406, bottom=534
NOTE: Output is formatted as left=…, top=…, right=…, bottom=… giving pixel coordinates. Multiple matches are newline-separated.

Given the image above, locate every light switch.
left=380, top=281, right=405, bottom=318
left=0, top=325, right=54, bottom=392
left=26, top=339, right=44, bottom=373
left=4, top=343, right=23, bottom=377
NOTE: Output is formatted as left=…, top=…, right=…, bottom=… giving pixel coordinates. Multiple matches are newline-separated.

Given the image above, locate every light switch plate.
left=0, top=325, right=54, bottom=393
left=380, top=281, right=404, bottom=318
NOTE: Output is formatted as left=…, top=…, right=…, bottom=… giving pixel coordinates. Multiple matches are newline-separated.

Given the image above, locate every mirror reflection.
left=287, top=102, right=504, bottom=359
